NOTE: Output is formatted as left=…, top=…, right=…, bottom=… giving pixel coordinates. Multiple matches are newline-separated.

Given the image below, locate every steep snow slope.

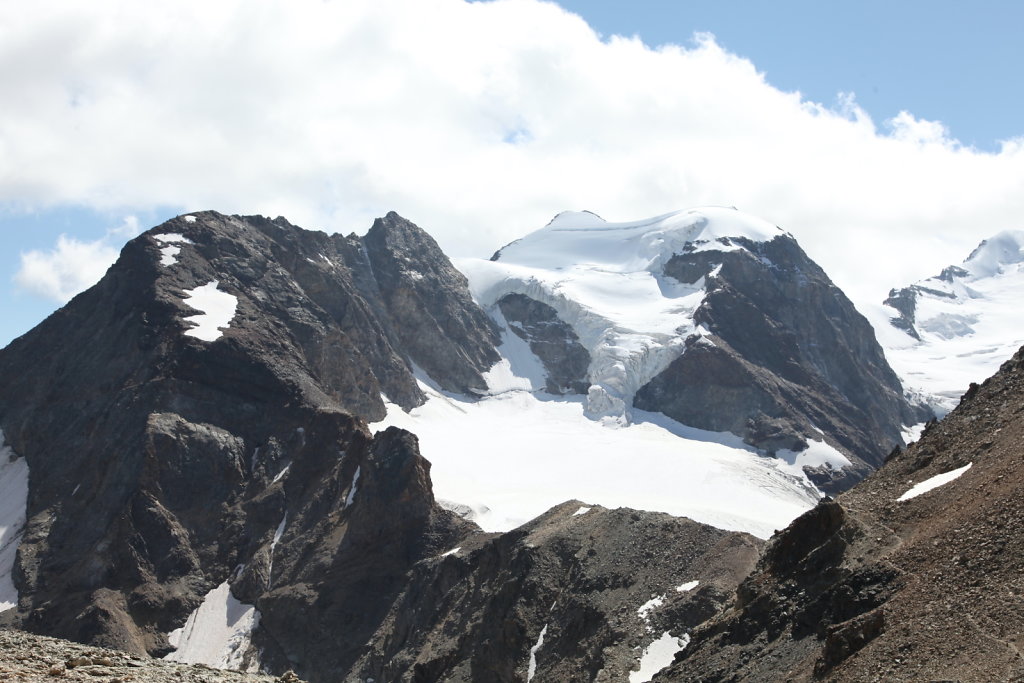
left=870, top=230, right=1024, bottom=414
left=459, top=207, right=787, bottom=421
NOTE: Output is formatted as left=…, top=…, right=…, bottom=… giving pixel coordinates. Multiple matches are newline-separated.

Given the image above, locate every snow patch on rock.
left=164, top=581, right=260, bottom=671
left=898, top=462, right=973, bottom=501
left=182, top=281, right=238, bottom=342
left=526, top=623, right=548, bottom=682
left=153, top=233, right=194, bottom=267
left=345, top=466, right=360, bottom=508
left=629, top=631, right=691, bottom=683
left=0, top=431, right=29, bottom=612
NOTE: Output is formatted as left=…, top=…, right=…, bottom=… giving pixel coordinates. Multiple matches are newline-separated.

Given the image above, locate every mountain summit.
left=881, top=229, right=1024, bottom=413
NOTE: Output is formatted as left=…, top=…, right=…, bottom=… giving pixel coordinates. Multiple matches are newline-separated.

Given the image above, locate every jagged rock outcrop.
left=658, top=345, right=1024, bottom=682
left=360, top=212, right=501, bottom=396
left=347, top=501, right=763, bottom=682
left=0, top=211, right=494, bottom=681
left=635, top=234, right=931, bottom=487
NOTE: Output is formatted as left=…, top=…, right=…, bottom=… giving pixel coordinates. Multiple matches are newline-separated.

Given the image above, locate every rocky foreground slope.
left=660, top=345, right=1024, bottom=682
left=0, top=628, right=304, bottom=683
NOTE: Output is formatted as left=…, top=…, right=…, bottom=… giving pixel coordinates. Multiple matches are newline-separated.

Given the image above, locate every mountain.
left=876, top=229, right=1024, bottom=415
left=461, top=207, right=929, bottom=490
left=0, top=210, right=789, bottom=682
left=0, top=207, right=941, bottom=681
left=660, top=344, right=1024, bottom=682
left=0, top=211, right=496, bottom=677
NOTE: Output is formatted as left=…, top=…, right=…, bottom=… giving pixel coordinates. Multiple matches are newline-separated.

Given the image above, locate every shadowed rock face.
left=361, top=212, right=501, bottom=396
left=0, top=211, right=491, bottom=680
left=496, top=293, right=591, bottom=395
left=635, top=235, right=930, bottom=488
left=658, top=346, right=1024, bottom=683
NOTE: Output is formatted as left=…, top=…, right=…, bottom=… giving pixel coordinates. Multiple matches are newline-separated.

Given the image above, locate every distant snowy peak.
left=492, top=206, right=786, bottom=273
left=962, top=230, right=1024, bottom=279
left=464, top=207, right=784, bottom=423
left=880, top=229, right=1024, bottom=413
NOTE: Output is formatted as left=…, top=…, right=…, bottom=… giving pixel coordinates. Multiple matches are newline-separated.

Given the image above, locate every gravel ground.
left=0, top=629, right=302, bottom=683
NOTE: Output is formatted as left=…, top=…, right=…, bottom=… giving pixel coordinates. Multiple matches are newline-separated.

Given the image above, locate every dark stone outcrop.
left=496, top=293, right=591, bottom=394
left=657, top=345, right=1024, bottom=682
left=635, top=235, right=930, bottom=486
left=0, top=211, right=493, bottom=681
left=360, top=212, right=501, bottom=396
left=346, top=502, right=763, bottom=683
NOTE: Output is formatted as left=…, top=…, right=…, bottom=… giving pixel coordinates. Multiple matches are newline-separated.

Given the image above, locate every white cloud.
left=15, top=235, right=119, bottom=302
left=14, top=216, right=139, bottom=302
left=1, top=0, right=1023, bottom=309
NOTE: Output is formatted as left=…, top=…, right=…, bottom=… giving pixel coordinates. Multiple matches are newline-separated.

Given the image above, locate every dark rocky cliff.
left=0, top=211, right=497, bottom=679
left=659, top=345, right=1024, bottom=682
left=634, top=235, right=931, bottom=488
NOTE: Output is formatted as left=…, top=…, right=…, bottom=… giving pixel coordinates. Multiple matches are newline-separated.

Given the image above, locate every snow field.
left=182, top=281, right=239, bottom=342
left=164, top=581, right=260, bottom=671
left=372, top=383, right=818, bottom=539
left=0, top=431, right=29, bottom=611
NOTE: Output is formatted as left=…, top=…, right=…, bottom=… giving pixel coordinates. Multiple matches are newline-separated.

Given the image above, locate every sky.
left=2, top=0, right=1023, bottom=348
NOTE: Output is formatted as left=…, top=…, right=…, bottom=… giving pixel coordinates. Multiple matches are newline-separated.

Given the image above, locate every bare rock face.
left=0, top=211, right=487, bottom=681
left=347, top=502, right=763, bottom=683
left=635, top=235, right=931, bottom=488
left=360, top=212, right=501, bottom=395
left=496, top=293, right=591, bottom=394
left=658, top=345, right=1024, bottom=682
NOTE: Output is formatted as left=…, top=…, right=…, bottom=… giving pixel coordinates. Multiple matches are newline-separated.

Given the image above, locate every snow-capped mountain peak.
left=460, top=205, right=920, bottom=490
left=877, top=229, right=1024, bottom=413
left=464, top=207, right=785, bottom=423
left=494, top=206, right=786, bottom=274
left=961, top=229, right=1024, bottom=279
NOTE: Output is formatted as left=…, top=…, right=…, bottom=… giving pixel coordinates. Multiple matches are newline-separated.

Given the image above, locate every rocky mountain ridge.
left=658, top=344, right=1024, bottom=681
